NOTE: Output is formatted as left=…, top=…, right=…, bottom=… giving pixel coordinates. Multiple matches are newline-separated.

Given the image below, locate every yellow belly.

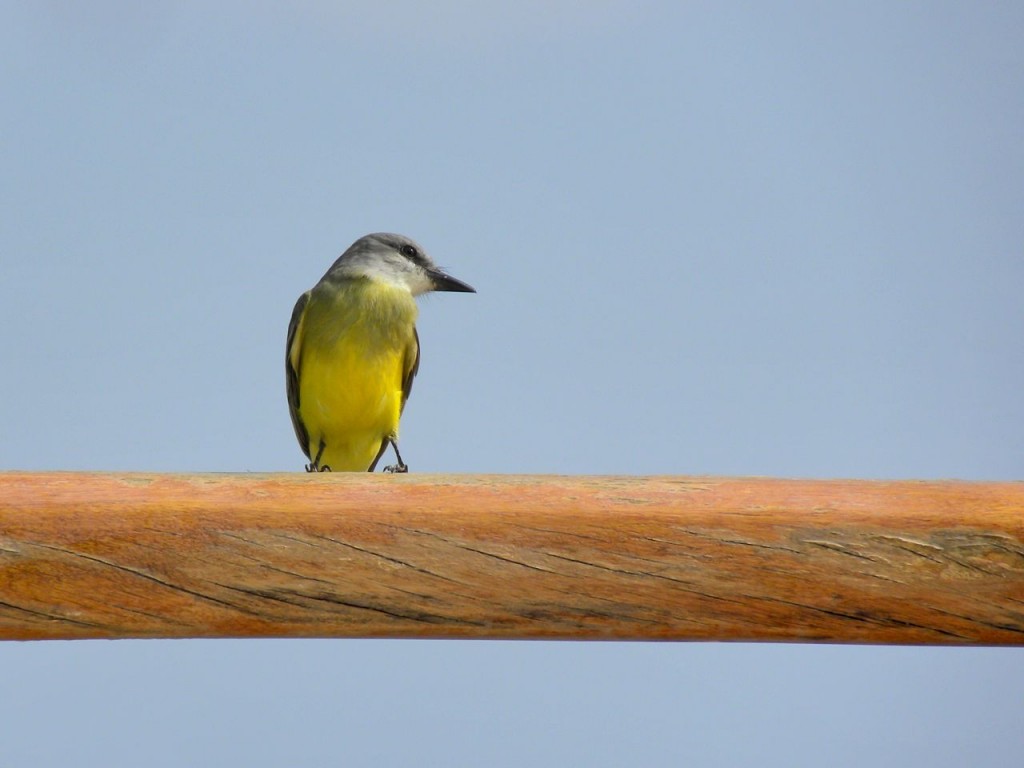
left=297, top=281, right=417, bottom=471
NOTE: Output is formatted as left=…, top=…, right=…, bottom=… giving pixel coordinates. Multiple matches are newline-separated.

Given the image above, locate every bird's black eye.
left=400, top=244, right=419, bottom=261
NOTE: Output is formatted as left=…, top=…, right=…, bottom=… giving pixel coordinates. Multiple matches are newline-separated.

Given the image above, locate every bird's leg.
left=383, top=439, right=408, bottom=474
left=305, top=439, right=331, bottom=472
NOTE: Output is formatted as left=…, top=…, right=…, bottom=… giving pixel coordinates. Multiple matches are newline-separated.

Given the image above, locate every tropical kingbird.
left=286, top=233, right=475, bottom=473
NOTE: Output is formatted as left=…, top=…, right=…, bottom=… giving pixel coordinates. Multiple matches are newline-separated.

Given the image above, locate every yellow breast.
left=296, top=279, right=418, bottom=471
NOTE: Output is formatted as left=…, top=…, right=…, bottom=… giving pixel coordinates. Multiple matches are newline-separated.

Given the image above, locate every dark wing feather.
left=401, top=326, right=421, bottom=413
left=285, top=291, right=311, bottom=460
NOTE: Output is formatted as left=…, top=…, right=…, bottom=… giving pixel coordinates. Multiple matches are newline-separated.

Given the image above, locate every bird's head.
left=326, top=233, right=475, bottom=297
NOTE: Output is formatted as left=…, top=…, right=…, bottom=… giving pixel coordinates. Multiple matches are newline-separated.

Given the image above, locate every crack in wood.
left=748, top=595, right=970, bottom=640
left=0, top=599, right=107, bottom=629
left=306, top=532, right=468, bottom=583
left=282, top=590, right=485, bottom=626
left=926, top=606, right=1024, bottom=635
left=30, top=542, right=259, bottom=616
left=803, top=539, right=886, bottom=563
left=540, top=551, right=749, bottom=607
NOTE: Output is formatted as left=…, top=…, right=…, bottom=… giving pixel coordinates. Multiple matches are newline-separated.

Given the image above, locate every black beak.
left=429, top=270, right=476, bottom=293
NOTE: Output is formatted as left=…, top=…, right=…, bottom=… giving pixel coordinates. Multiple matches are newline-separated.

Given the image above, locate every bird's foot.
left=305, top=463, right=332, bottom=472
left=383, top=462, right=408, bottom=474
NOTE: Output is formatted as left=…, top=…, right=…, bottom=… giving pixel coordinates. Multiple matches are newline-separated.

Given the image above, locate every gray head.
left=323, top=233, right=475, bottom=296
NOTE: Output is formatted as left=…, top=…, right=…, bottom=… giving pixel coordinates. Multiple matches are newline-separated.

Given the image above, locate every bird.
left=286, top=233, right=475, bottom=473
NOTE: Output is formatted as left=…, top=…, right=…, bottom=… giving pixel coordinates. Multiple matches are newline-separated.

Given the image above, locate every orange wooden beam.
left=1, top=472, right=1022, bottom=644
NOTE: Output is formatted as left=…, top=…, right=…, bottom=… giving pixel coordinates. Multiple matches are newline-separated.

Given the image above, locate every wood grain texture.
left=0, top=472, right=1022, bottom=643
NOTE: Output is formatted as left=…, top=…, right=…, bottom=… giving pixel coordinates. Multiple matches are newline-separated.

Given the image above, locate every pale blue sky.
left=2, top=2, right=1022, bottom=765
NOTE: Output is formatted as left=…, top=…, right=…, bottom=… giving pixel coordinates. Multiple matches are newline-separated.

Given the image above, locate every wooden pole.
left=1, top=472, right=1022, bottom=644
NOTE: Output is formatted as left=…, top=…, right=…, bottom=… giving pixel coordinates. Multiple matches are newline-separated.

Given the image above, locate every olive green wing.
left=285, top=291, right=311, bottom=460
